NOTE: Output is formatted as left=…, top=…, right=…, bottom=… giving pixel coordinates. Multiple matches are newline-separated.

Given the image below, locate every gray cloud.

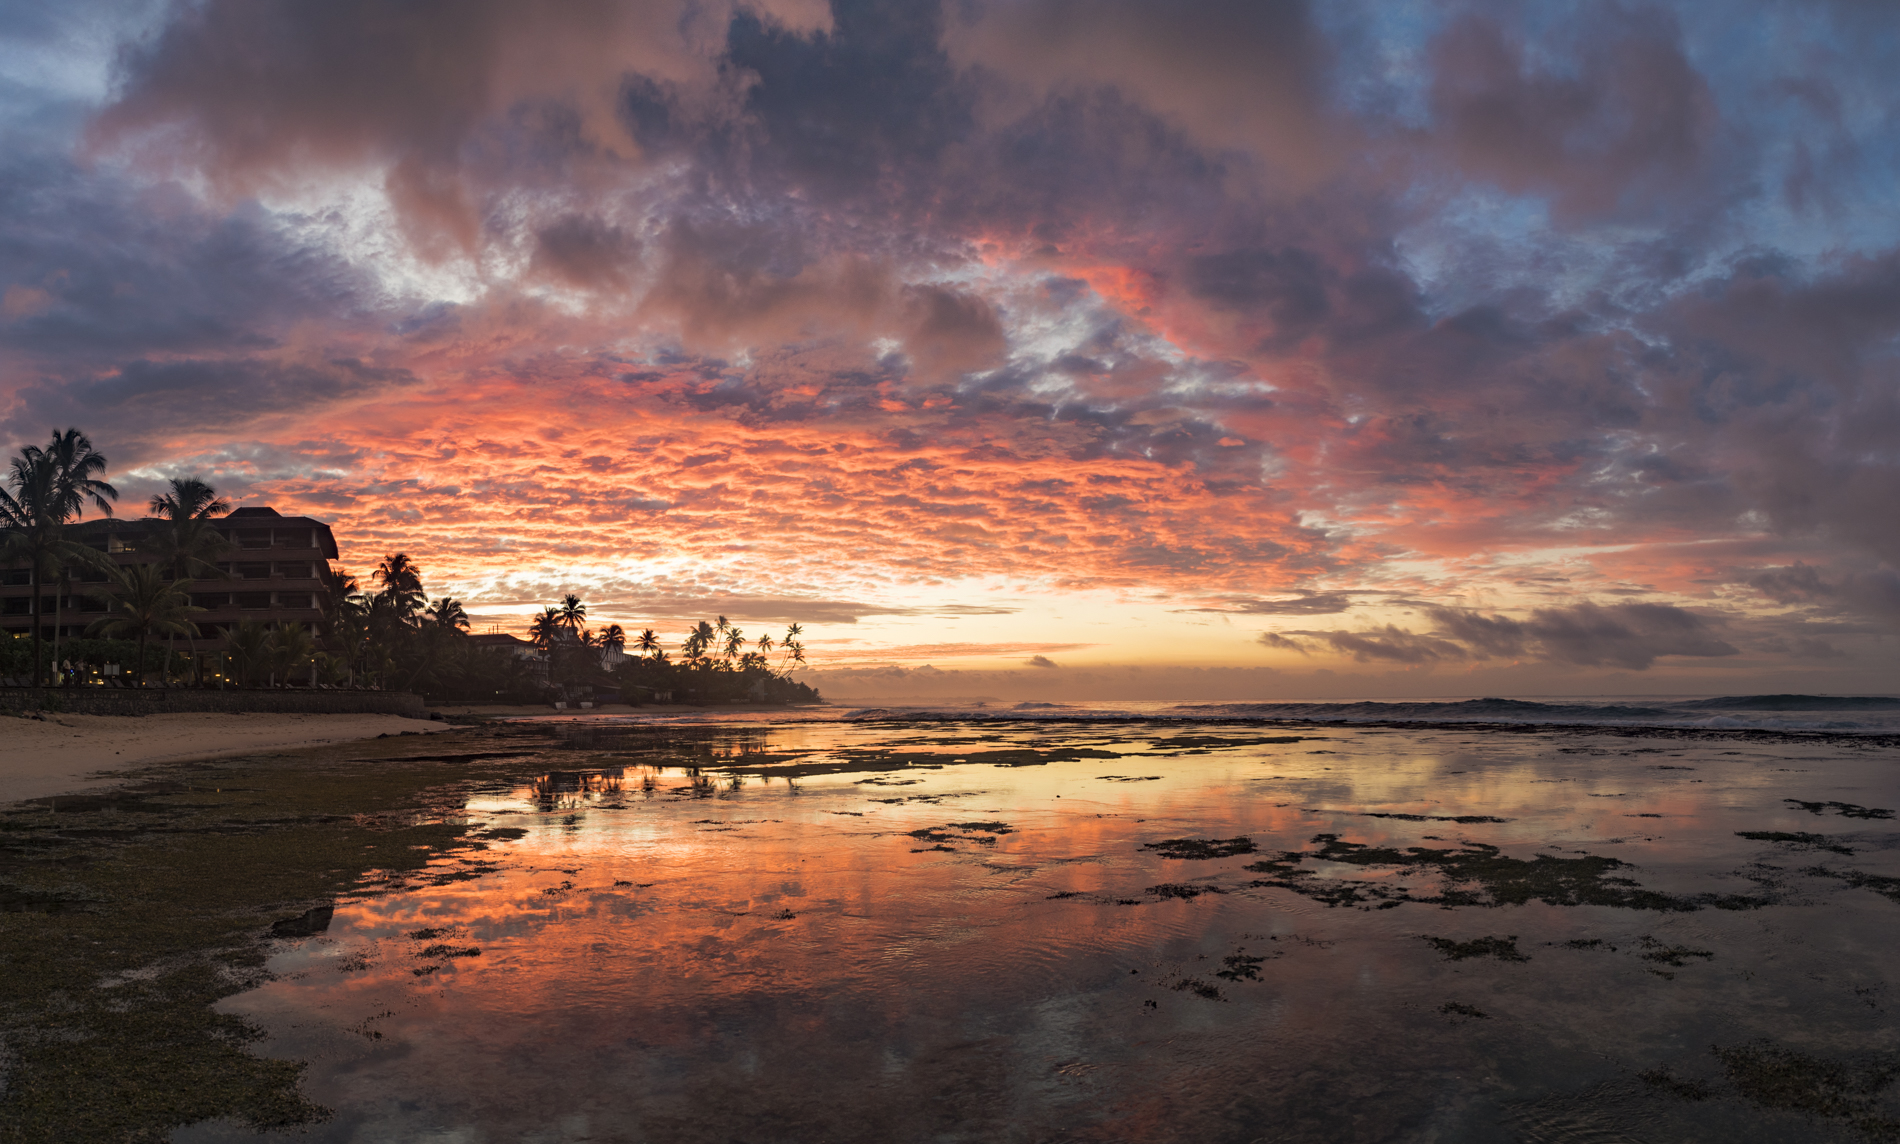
left=1277, top=625, right=1469, bottom=665
left=1427, top=602, right=1739, bottom=671
left=1198, top=592, right=1359, bottom=616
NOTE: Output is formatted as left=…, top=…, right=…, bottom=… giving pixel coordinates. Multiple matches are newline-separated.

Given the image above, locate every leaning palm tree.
left=86, top=562, right=198, bottom=686
left=777, top=623, right=805, bottom=670
left=0, top=429, right=118, bottom=684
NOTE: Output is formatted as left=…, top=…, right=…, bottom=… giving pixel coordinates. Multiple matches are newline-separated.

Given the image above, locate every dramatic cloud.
left=3, top=0, right=1897, bottom=693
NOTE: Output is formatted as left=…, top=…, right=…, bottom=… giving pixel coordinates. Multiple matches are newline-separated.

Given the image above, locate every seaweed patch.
left=1713, top=1041, right=1900, bottom=1136
left=1422, top=935, right=1530, bottom=962
left=1141, top=836, right=1256, bottom=860
left=1306, top=809, right=1511, bottom=824
left=1214, top=950, right=1273, bottom=981
left=1736, top=830, right=1855, bottom=855
left=1243, top=834, right=1769, bottom=912
left=1803, top=866, right=1900, bottom=905
left=1148, top=883, right=1223, bottom=900
left=1785, top=799, right=1895, bottom=820
left=1636, top=936, right=1713, bottom=968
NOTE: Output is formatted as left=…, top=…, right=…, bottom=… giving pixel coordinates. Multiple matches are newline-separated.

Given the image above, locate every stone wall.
left=0, top=688, right=426, bottom=717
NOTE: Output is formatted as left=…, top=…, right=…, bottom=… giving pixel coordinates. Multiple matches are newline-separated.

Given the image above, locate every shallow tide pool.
left=180, top=720, right=1900, bottom=1143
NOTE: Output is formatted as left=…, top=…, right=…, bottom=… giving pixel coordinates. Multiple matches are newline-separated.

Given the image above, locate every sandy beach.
left=0, top=711, right=454, bottom=804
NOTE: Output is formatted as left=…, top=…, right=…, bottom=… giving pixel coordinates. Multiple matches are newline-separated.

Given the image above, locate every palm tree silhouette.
left=555, top=594, right=586, bottom=636
left=529, top=607, right=564, bottom=650
left=722, top=625, right=747, bottom=663
left=372, top=553, right=426, bottom=620
left=220, top=619, right=273, bottom=688
left=635, top=628, right=661, bottom=657
left=599, top=623, right=626, bottom=662
left=0, top=429, right=117, bottom=684
left=682, top=620, right=716, bottom=663
left=426, top=597, right=470, bottom=631
left=86, top=563, right=199, bottom=686
left=147, top=477, right=233, bottom=685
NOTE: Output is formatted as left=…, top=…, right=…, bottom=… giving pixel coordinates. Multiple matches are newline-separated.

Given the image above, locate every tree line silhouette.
left=0, top=428, right=820, bottom=705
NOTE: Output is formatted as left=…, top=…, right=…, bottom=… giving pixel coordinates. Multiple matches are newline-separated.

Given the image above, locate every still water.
left=183, top=719, right=1900, bottom=1142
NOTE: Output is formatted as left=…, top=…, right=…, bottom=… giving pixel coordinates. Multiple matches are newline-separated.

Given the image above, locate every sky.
left=2, top=0, right=1898, bottom=700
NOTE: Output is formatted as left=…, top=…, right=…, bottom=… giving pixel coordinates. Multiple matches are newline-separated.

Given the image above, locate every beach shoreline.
left=0, top=711, right=456, bottom=804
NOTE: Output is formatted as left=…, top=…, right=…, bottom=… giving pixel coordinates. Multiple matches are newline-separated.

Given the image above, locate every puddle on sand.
left=179, top=721, right=1900, bottom=1143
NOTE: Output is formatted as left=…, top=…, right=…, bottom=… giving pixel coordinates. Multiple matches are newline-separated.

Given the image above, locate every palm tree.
left=635, top=628, right=661, bottom=657
left=778, top=623, right=805, bottom=670
left=557, top=594, right=587, bottom=638
left=372, top=553, right=426, bottom=621
left=147, top=478, right=232, bottom=576
left=528, top=607, right=564, bottom=650
left=722, top=625, right=747, bottom=663
left=86, top=562, right=198, bottom=686
left=426, top=597, right=470, bottom=631
left=221, top=619, right=273, bottom=688
left=682, top=620, right=715, bottom=663
left=0, top=429, right=117, bottom=684
left=147, top=477, right=233, bottom=685
left=755, top=632, right=775, bottom=656
left=269, top=623, right=318, bottom=687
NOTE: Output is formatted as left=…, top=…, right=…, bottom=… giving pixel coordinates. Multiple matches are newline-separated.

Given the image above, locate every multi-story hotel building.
left=0, top=506, right=340, bottom=647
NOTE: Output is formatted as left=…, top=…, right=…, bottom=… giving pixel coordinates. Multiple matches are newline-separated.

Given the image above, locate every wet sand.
left=0, top=711, right=453, bottom=803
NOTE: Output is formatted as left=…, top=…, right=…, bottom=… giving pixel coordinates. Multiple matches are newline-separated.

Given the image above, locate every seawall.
left=0, top=688, right=426, bottom=717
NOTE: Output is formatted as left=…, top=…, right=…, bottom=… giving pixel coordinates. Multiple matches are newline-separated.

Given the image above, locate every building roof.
left=60, top=507, right=340, bottom=559
left=470, top=633, right=539, bottom=650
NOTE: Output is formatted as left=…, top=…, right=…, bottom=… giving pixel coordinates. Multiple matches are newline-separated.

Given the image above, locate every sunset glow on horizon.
left=4, top=0, right=1898, bottom=698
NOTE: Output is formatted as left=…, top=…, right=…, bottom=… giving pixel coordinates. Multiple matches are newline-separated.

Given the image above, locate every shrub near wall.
left=0, top=637, right=190, bottom=681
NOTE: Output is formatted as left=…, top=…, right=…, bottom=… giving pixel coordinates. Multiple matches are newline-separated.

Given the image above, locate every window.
left=237, top=530, right=272, bottom=549
left=1, top=598, right=28, bottom=615
left=2, top=569, right=31, bottom=586
left=276, top=563, right=313, bottom=579
left=192, top=594, right=229, bottom=609
left=237, top=563, right=272, bottom=579
left=237, top=592, right=272, bottom=609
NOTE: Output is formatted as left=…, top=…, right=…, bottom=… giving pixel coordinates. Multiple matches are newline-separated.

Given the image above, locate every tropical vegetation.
left=3, top=430, right=821, bottom=704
